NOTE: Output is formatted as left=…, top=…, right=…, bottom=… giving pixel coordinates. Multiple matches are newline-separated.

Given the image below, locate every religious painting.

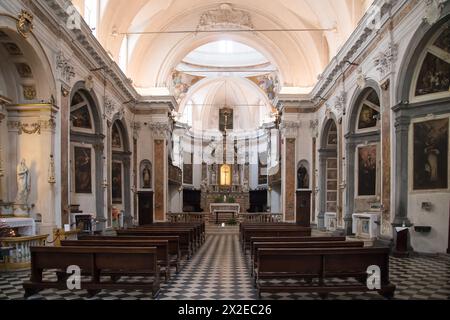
left=358, top=104, right=379, bottom=130
left=111, top=124, right=122, bottom=149
left=249, top=73, right=280, bottom=102
left=327, top=122, right=337, bottom=145
left=140, top=160, right=152, bottom=189
left=74, top=147, right=92, bottom=194
left=357, top=145, right=377, bottom=196
left=112, top=162, right=122, bottom=203
left=413, top=118, right=449, bottom=190
left=361, top=219, right=370, bottom=235
left=415, top=53, right=450, bottom=96
left=71, top=105, right=92, bottom=129
left=171, top=70, right=203, bottom=103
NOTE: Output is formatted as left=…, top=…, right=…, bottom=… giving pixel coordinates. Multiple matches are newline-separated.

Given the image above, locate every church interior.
left=0, top=0, right=449, bottom=301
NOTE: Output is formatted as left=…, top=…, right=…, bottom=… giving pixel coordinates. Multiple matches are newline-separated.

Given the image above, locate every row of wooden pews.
left=240, top=222, right=396, bottom=299
left=22, top=221, right=206, bottom=299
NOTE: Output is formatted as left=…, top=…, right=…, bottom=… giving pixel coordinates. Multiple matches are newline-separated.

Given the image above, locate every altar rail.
left=238, top=213, right=283, bottom=223
left=0, top=235, right=48, bottom=270
left=167, top=212, right=207, bottom=223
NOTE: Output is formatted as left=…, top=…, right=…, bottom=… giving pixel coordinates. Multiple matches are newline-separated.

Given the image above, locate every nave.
left=1, top=230, right=449, bottom=300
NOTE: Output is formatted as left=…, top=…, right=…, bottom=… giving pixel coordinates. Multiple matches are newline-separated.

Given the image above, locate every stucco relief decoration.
left=7, top=119, right=56, bottom=135
left=103, top=96, right=122, bottom=121
left=248, top=73, right=280, bottom=103
left=374, top=42, right=398, bottom=79
left=56, top=51, right=75, bottom=83
left=423, top=0, right=448, bottom=25
left=356, top=67, right=367, bottom=89
left=310, top=119, right=319, bottom=138
left=334, top=91, right=347, bottom=116
left=16, top=10, right=34, bottom=38
left=197, top=3, right=254, bottom=31
left=170, top=70, right=204, bottom=104
left=132, top=121, right=141, bottom=139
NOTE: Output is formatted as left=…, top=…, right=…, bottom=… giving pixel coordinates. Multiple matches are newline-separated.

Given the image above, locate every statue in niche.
left=297, top=164, right=309, bottom=189
left=142, top=164, right=152, bottom=189
left=15, top=159, right=31, bottom=205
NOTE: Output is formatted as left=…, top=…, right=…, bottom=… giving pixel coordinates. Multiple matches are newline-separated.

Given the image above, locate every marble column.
left=344, top=141, right=356, bottom=235
left=311, top=137, right=316, bottom=222
left=284, top=138, right=296, bottom=222
left=60, top=85, right=71, bottom=225
left=380, top=79, right=392, bottom=236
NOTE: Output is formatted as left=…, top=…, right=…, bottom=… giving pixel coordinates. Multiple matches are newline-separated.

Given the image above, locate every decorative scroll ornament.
left=423, top=0, right=448, bottom=25
left=17, top=10, right=34, bottom=38
left=374, top=42, right=398, bottom=79
left=356, top=67, right=367, bottom=89
left=197, top=3, right=253, bottom=31
left=56, top=51, right=75, bottom=83
left=48, top=155, right=56, bottom=184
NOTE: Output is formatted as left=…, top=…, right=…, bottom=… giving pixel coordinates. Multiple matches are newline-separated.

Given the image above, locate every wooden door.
left=296, top=191, right=311, bottom=227
left=138, top=191, right=153, bottom=225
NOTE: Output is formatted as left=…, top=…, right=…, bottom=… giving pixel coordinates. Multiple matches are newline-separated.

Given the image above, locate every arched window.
left=413, top=25, right=450, bottom=100
left=356, top=89, right=380, bottom=131
left=220, top=164, right=231, bottom=186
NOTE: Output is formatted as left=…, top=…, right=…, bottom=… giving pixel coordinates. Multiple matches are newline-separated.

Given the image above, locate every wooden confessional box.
left=296, top=191, right=311, bottom=227
left=137, top=191, right=154, bottom=225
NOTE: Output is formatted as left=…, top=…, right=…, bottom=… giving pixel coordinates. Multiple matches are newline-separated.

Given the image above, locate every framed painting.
left=357, top=145, right=377, bottom=196
left=74, top=146, right=92, bottom=194
left=112, top=162, right=123, bottom=203
left=413, top=118, right=449, bottom=190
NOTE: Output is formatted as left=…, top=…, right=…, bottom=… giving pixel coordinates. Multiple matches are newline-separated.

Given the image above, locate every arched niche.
left=318, top=117, right=338, bottom=229
left=394, top=10, right=450, bottom=253
left=297, top=160, right=310, bottom=190
left=69, top=85, right=105, bottom=225
left=140, top=159, right=152, bottom=189
left=345, top=84, right=381, bottom=235
left=110, top=119, right=131, bottom=227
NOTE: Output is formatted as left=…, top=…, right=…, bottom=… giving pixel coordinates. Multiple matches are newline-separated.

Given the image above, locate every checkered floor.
left=1, top=232, right=449, bottom=300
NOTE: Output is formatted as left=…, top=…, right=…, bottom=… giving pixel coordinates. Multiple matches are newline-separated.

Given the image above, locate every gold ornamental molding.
left=16, top=10, right=34, bottom=38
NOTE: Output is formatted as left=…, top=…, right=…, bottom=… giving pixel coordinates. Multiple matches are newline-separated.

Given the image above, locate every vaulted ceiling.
left=74, top=0, right=373, bottom=93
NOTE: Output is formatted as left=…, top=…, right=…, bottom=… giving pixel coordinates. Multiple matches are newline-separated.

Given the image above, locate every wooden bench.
left=241, top=226, right=312, bottom=251
left=61, top=239, right=171, bottom=281
left=249, top=236, right=346, bottom=260
left=251, top=241, right=364, bottom=277
left=149, top=222, right=206, bottom=245
left=255, top=247, right=395, bottom=299
left=117, top=228, right=193, bottom=259
left=23, top=246, right=160, bottom=299
left=80, top=235, right=181, bottom=273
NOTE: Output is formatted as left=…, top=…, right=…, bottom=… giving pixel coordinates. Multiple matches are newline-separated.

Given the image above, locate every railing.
left=238, top=213, right=283, bottom=223
left=0, top=235, right=48, bottom=270
left=167, top=212, right=207, bottom=223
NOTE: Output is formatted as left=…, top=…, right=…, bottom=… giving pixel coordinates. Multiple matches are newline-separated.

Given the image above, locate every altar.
left=0, top=217, right=36, bottom=236
left=209, top=203, right=240, bottom=224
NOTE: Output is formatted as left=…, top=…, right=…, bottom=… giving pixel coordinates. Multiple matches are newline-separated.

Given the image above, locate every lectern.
left=393, top=226, right=409, bottom=258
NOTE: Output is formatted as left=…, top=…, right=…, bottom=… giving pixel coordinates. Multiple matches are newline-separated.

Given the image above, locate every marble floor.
left=1, top=231, right=449, bottom=300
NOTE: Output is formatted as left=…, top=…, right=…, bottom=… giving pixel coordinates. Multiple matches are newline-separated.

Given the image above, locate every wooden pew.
left=239, top=223, right=293, bottom=241
left=23, top=246, right=160, bottom=299
left=61, top=239, right=171, bottom=281
left=241, top=226, right=312, bottom=251
left=249, top=236, right=346, bottom=260
left=80, top=235, right=181, bottom=273
left=149, top=222, right=206, bottom=245
left=139, top=223, right=203, bottom=249
left=117, top=228, right=193, bottom=259
left=255, top=247, right=395, bottom=299
left=251, top=241, right=364, bottom=277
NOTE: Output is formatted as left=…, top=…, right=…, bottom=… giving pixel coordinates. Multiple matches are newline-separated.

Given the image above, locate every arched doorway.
left=69, top=86, right=105, bottom=229
left=318, top=118, right=338, bottom=230
left=345, top=85, right=381, bottom=235
left=110, top=119, right=131, bottom=227
left=395, top=12, right=450, bottom=253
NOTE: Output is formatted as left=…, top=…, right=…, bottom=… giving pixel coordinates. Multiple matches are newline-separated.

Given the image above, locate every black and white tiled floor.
left=1, top=232, right=449, bottom=300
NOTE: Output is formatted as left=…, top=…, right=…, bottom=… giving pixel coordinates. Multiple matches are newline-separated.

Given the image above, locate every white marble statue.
left=15, top=159, right=30, bottom=205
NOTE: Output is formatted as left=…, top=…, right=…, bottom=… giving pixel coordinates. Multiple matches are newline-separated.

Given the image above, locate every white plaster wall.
left=168, top=185, right=182, bottom=213
left=270, top=186, right=281, bottom=214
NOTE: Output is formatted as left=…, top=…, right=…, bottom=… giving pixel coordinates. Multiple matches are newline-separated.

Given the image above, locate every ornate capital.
left=103, top=97, right=124, bottom=121
left=374, top=42, right=398, bottom=79
left=280, top=120, right=300, bottom=139
left=56, top=51, right=75, bottom=84
left=149, top=122, right=171, bottom=140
